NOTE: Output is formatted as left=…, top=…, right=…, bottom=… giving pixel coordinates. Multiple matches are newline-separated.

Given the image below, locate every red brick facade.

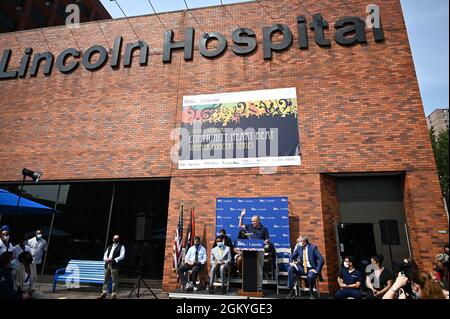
left=0, top=0, right=447, bottom=293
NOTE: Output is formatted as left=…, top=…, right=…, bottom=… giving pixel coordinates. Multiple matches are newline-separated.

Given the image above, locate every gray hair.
left=251, top=215, right=260, bottom=222
left=299, top=235, right=309, bottom=243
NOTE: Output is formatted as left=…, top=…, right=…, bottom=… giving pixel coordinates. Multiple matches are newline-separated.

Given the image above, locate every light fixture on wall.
left=22, top=168, right=43, bottom=183
left=16, top=168, right=43, bottom=212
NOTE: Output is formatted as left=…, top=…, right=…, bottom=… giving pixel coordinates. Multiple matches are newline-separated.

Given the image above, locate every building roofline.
left=0, top=0, right=257, bottom=36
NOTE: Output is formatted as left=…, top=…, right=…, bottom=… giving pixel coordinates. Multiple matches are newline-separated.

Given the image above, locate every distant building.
left=427, top=108, right=449, bottom=135
left=0, top=0, right=111, bottom=34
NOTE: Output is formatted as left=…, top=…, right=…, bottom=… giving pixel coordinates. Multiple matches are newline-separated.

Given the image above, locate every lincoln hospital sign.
left=0, top=11, right=385, bottom=80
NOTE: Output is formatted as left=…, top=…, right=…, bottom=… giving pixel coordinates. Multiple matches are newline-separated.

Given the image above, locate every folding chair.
left=295, top=274, right=321, bottom=298
left=275, top=247, right=292, bottom=295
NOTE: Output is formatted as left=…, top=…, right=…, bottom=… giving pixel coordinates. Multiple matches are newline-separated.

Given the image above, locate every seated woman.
left=365, top=255, right=393, bottom=299
left=14, top=251, right=45, bottom=299
left=233, top=230, right=248, bottom=275
left=263, top=240, right=276, bottom=279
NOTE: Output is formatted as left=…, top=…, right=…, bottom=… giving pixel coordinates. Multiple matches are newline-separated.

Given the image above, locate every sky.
left=99, top=0, right=449, bottom=116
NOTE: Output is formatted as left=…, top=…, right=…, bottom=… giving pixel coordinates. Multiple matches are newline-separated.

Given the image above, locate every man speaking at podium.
left=239, top=209, right=270, bottom=292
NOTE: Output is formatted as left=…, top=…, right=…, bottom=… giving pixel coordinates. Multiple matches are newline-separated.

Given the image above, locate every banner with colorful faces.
left=216, top=197, right=290, bottom=249
left=179, top=88, right=301, bottom=169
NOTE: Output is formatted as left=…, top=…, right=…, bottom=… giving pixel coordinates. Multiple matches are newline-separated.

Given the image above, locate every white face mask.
left=37, top=234, right=43, bottom=239
left=3, top=235, right=9, bottom=241
left=343, top=261, right=349, bottom=268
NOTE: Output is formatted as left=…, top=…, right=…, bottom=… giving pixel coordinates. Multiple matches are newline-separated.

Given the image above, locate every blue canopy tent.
left=0, top=188, right=61, bottom=215
left=0, top=188, right=62, bottom=275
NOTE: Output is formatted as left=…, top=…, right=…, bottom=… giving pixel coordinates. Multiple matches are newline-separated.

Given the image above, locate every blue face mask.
left=9, top=259, right=17, bottom=269
left=217, top=242, right=224, bottom=248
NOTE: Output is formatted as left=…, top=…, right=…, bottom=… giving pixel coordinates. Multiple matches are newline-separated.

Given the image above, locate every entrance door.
left=337, top=223, right=377, bottom=271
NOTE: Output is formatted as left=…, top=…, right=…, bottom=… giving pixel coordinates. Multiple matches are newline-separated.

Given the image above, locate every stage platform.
left=169, top=287, right=283, bottom=299
left=168, top=286, right=329, bottom=299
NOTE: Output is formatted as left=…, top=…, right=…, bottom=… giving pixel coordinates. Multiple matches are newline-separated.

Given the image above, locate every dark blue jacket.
left=0, top=266, right=20, bottom=299
left=290, top=244, right=324, bottom=274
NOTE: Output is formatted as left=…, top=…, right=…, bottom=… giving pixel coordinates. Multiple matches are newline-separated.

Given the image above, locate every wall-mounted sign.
left=0, top=12, right=385, bottom=80
left=178, top=88, right=300, bottom=169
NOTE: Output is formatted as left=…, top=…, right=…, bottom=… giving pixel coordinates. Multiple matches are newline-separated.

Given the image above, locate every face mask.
left=9, top=259, right=17, bottom=269
left=217, top=242, right=224, bottom=248
left=343, top=262, right=349, bottom=268
left=194, top=242, right=200, bottom=247
left=36, top=234, right=43, bottom=240
left=3, top=235, right=9, bottom=242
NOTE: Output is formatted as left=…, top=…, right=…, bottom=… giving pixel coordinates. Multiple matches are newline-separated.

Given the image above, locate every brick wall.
left=0, top=0, right=448, bottom=293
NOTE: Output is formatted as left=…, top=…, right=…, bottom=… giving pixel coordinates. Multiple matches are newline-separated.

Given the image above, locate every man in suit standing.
left=98, top=234, right=125, bottom=299
left=239, top=209, right=270, bottom=292
left=287, top=235, right=324, bottom=299
left=209, top=236, right=232, bottom=294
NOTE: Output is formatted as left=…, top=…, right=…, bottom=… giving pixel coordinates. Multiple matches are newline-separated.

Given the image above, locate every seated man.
left=177, top=236, right=206, bottom=292
left=335, top=256, right=363, bottom=299
left=209, top=236, right=232, bottom=294
left=286, top=235, right=324, bottom=299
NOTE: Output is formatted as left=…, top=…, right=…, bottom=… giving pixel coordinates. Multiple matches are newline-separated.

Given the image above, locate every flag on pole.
left=199, top=223, right=209, bottom=286
left=172, top=202, right=184, bottom=276
left=184, top=207, right=195, bottom=252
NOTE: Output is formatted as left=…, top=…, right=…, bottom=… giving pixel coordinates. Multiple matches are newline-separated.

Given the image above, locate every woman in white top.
left=14, top=251, right=45, bottom=299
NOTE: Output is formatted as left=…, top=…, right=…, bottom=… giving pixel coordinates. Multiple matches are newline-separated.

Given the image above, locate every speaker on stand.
left=379, top=219, right=400, bottom=270
left=128, top=212, right=158, bottom=299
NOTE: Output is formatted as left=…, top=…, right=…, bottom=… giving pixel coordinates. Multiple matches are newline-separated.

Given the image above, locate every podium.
left=235, top=239, right=265, bottom=297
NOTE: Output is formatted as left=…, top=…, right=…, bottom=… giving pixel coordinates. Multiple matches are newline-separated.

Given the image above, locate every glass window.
left=0, top=180, right=169, bottom=279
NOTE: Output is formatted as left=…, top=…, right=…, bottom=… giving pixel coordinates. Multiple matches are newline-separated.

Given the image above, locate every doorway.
left=334, top=173, right=411, bottom=271
left=337, top=222, right=377, bottom=271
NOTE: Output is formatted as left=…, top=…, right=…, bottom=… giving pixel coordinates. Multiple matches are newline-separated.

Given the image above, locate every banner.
left=179, top=88, right=301, bottom=169
left=215, top=197, right=290, bottom=249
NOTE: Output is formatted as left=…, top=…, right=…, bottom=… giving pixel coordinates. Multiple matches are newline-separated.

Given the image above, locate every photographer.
left=435, top=254, right=449, bottom=290
left=393, top=257, right=419, bottom=297
left=383, top=271, right=446, bottom=299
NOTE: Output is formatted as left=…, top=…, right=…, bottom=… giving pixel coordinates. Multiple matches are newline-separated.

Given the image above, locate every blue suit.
left=287, top=244, right=324, bottom=293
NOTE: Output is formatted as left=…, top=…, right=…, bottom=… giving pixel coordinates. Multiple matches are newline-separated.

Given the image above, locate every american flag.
left=184, top=207, right=195, bottom=252
left=172, top=202, right=184, bottom=275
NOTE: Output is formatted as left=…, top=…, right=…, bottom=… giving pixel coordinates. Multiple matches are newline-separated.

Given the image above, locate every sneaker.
left=287, top=289, right=296, bottom=299
left=109, top=294, right=117, bottom=299
left=97, top=293, right=107, bottom=299
left=309, top=292, right=318, bottom=299
left=193, top=286, right=199, bottom=292
left=185, top=284, right=194, bottom=293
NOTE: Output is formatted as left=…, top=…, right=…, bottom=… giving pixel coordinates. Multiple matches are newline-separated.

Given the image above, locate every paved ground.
left=37, top=283, right=168, bottom=299
left=36, top=276, right=168, bottom=299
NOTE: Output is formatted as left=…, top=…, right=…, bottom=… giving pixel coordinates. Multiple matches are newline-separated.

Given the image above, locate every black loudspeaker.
left=379, top=219, right=400, bottom=245
left=135, top=213, right=153, bottom=241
